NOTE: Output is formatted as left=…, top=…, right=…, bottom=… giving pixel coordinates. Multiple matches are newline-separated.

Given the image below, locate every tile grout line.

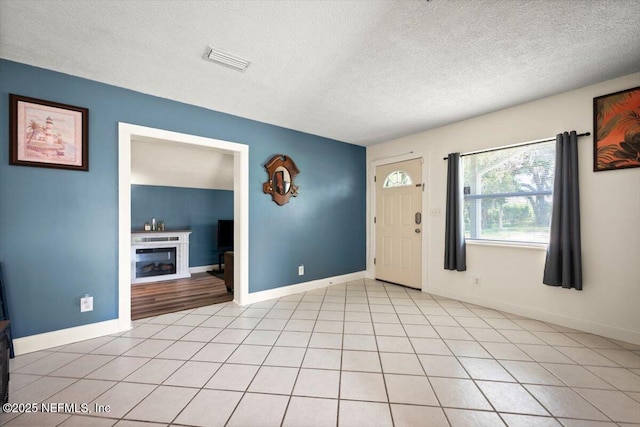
left=366, top=278, right=395, bottom=427
left=394, top=283, right=456, bottom=426
left=216, top=295, right=297, bottom=427
left=6, top=282, right=640, bottom=426
left=277, top=286, right=327, bottom=427
left=435, top=300, right=550, bottom=424
left=443, top=298, right=607, bottom=425
left=120, top=306, right=205, bottom=426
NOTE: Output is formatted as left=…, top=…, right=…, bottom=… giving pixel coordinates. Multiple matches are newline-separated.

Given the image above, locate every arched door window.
left=383, top=170, right=412, bottom=188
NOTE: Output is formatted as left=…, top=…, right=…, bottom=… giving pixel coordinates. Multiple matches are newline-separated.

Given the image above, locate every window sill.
left=466, top=239, right=547, bottom=250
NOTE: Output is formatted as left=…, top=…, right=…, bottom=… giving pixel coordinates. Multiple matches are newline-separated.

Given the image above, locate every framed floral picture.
left=593, top=86, right=640, bottom=172
left=9, top=94, right=88, bottom=171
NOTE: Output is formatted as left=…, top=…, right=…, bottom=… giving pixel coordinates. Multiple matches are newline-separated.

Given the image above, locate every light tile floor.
left=2, top=279, right=640, bottom=426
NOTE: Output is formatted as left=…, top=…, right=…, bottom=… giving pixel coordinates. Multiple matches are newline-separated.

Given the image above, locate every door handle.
left=415, top=228, right=421, bottom=233
left=415, top=212, right=422, bottom=225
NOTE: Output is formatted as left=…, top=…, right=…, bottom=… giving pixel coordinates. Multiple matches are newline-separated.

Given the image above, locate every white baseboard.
left=237, top=271, right=366, bottom=306
left=426, top=285, right=640, bottom=345
left=13, top=318, right=132, bottom=356
left=190, top=264, right=217, bottom=274
left=12, top=271, right=366, bottom=355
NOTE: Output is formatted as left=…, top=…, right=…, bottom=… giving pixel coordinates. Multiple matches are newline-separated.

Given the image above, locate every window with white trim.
left=383, top=170, right=412, bottom=188
left=463, top=141, right=555, bottom=243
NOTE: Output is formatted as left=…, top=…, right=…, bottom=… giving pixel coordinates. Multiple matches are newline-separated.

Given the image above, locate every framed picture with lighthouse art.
left=9, top=94, right=88, bottom=171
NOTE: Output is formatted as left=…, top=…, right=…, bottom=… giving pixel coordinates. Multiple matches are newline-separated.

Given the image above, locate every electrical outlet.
left=473, top=277, right=480, bottom=287
left=80, top=295, right=93, bottom=312
left=298, top=265, right=304, bottom=276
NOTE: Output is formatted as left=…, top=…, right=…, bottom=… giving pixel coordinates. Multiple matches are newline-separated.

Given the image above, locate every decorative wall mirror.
left=262, top=154, right=299, bottom=205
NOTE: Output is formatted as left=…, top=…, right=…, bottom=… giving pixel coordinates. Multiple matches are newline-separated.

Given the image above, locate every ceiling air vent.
left=204, top=46, right=251, bottom=72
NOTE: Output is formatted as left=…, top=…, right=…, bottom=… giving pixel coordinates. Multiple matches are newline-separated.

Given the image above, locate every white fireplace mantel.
left=131, top=230, right=191, bottom=284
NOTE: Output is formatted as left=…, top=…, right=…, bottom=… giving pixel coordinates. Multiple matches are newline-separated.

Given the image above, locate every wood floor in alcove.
left=131, top=272, right=233, bottom=320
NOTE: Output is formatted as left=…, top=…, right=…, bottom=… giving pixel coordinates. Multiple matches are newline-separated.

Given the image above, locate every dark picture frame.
left=9, top=94, right=89, bottom=171
left=593, top=86, right=640, bottom=172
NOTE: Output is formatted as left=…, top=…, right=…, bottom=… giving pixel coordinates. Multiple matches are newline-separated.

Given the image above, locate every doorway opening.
left=371, top=158, right=426, bottom=289
left=118, top=123, right=249, bottom=329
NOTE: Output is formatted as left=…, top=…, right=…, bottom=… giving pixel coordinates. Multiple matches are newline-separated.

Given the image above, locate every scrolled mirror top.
left=262, top=154, right=300, bottom=206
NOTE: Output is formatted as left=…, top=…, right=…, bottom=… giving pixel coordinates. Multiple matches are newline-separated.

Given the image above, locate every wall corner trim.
left=13, top=318, right=131, bottom=356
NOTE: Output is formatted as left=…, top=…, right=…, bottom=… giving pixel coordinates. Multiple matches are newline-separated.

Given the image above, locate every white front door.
left=375, top=158, right=423, bottom=289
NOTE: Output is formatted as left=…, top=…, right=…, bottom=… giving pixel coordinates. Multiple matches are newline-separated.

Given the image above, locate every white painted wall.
left=131, top=136, right=235, bottom=190
left=367, top=73, right=640, bottom=344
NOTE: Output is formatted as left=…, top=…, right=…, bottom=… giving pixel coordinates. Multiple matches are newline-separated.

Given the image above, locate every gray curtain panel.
left=543, top=131, right=583, bottom=290
left=444, top=153, right=466, bottom=271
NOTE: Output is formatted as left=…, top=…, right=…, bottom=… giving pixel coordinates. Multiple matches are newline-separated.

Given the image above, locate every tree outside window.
left=463, top=141, right=555, bottom=243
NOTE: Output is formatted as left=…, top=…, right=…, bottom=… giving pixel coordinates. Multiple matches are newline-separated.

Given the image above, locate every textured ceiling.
left=1, top=0, right=639, bottom=146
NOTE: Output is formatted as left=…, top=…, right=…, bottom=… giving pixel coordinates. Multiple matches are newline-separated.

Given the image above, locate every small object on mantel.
left=144, top=223, right=151, bottom=231
left=158, top=221, right=165, bottom=231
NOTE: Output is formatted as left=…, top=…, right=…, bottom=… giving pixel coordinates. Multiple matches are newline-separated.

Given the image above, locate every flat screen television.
left=218, top=219, right=234, bottom=249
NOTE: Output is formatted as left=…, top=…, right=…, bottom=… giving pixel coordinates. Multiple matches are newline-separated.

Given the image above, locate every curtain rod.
left=442, top=132, right=591, bottom=160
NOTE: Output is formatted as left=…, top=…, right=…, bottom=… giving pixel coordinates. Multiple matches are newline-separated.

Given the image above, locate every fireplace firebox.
left=131, top=231, right=191, bottom=284
left=135, top=247, right=176, bottom=278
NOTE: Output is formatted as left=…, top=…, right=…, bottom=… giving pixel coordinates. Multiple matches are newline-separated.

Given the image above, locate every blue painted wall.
left=0, top=60, right=366, bottom=338
left=131, top=185, right=233, bottom=267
